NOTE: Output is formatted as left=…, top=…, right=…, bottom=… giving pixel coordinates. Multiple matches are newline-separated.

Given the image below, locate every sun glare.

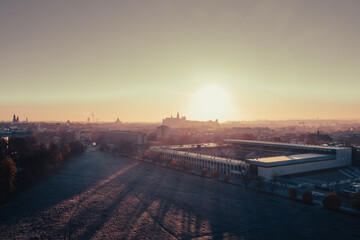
left=189, top=85, right=232, bottom=122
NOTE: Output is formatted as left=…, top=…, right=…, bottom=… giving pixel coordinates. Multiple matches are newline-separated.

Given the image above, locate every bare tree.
left=224, top=173, right=230, bottom=183
left=302, top=190, right=313, bottom=204
left=211, top=170, right=219, bottom=179
left=289, top=188, right=297, bottom=199
left=240, top=164, right=251, bottom=189
left=201, top=168, right=208, bottom=177
left=169, top=160, right=177, bottom=169
left=255, top=176, right=264, bottom=189
left=323, top=192, right=341, bottom=210
left=351, top=191, right=360, bottom=211
left=0, top=157, right=17, bottom=194
left=270, top=173, right=279, bottom=194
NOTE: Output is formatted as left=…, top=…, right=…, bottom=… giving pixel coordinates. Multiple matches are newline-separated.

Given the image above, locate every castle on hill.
left=162, top=112, right=219, bottom=128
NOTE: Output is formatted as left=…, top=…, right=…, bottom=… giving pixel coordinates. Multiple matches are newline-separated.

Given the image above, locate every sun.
left=189, top=85, right=232, bottom=122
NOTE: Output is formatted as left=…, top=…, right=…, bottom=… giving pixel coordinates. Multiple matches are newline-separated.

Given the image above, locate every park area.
left=0, top=146, right=359, bottom=239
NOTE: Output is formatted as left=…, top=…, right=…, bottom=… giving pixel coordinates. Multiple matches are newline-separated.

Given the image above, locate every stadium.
left=150, top=140, right=352, bottom=180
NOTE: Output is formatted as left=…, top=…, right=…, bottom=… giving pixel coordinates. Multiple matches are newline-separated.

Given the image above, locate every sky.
left=1, top=0, right=360, bottom=122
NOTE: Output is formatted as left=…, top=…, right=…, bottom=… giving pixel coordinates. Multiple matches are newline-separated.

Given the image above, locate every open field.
left=0, top=146, right=359, bottom=240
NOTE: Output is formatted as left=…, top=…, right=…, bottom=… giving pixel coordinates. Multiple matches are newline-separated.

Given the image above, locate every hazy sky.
left=1, top=0, right=360, bottom=122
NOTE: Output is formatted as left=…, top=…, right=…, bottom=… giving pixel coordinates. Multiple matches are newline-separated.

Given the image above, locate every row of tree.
left=141, top=151, right=254, bottom=186
left=140, top=149, right=360, bottom=212
left=288, top=188, right=313, bottom=204
left=0, top=137, right=85, bottom=199
left=288, top=188, right=360, bottom=211
left=321, top=191, right=360, bottom=211
left=200, top=168, right=231, bottom=183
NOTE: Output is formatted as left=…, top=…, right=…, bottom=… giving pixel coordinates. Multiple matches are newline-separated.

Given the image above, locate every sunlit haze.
left=189, top=85, right=232, bottom=121
left=1, top=0, right=360, bottom=122
left=1, top=2, right=360, bottom=238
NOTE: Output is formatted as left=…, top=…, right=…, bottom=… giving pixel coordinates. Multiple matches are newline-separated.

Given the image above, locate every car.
left=312, top=191, right=326, bottom=197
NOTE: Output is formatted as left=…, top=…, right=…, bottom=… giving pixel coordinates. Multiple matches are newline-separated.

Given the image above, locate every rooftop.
left=152, top=147, right=247, bottom=166
left=246, top=153, right=335, bottom=167
left=224, top=139, right=348, bottom=152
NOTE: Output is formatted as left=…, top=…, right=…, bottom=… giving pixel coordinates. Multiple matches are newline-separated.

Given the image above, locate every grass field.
left=0, top=146, right=359, bottom=239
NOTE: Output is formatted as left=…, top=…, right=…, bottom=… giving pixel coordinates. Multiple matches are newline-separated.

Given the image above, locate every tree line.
left=0, top=136, right=84, bottom=201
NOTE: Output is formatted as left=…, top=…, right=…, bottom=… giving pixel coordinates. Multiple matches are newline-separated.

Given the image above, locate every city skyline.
left=1, top=0, right=360, bottom=122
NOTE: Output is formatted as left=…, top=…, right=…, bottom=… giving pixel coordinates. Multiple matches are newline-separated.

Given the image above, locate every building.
left=156, top=125, right=170, bottom=141
left=162, top=112, right=187, bottom=127
left=151, top=145, right=248, bottom=176
left=162, top=112, right=219, bottom=128
left=12, top=114, right=20, bottom=123
left=224, top=140, right=352, bottom=180
left=0, top=129, right=32, bottom=139
left=150, top=140, right=352, bottom=181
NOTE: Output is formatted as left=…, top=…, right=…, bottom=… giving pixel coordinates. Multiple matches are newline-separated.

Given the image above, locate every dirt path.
left=0, top=147, right=359, bottom=239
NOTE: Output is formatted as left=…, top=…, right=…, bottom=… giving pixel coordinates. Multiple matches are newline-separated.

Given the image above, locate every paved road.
left=0, top=147, right=359, bottom=239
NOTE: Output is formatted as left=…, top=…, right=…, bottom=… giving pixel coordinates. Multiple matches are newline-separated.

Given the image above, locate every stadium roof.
left=224, top=139, right=348, bottom=152
left=246, top=153, right=334, bottom=167
left=151, top=147, right=247, bottom=166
